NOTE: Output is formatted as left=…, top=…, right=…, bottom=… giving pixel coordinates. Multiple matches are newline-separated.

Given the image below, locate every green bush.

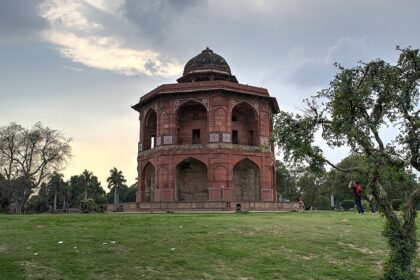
left=341, top=200, right=355, bottom=211
left=80, top=199, right=97, bottom=213
left=362, top=200, right=369, bottom=211
left=391, top=199, right=404, bottom=211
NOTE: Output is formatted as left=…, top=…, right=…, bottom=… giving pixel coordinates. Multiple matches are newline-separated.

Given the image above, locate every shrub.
left=341, top=200, right=355, bottom=211
left=80, top=199, right=97, bottom=213
left=362, top=200, right=369, bottom=211
left=391, top=199, right=404, bottom=211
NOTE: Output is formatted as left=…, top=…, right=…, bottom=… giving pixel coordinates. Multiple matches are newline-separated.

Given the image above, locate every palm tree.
left=48, top=172, right=65, bottom=211
left=107, top=168, right=126, bottom=204
left=82, top=170, right=93, bottom=200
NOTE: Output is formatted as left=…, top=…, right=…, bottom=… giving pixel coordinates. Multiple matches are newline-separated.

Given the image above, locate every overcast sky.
left=1, top=0, right=419, bottom=187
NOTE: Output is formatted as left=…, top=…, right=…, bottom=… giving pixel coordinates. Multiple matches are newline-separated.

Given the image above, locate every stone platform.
left=106, top=201, right=300, bottom=212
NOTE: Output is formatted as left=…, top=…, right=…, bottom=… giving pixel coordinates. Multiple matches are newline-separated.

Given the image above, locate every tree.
left=125, top=183, right=137, bottom=202
left=47, top=172, right=67, bottom=211
left=324, top=155, right=418, bottom=206
left=106, top=167, right=127, bottom=204
left=0, top=174, right=11, bottom=213
left=69, top=170, right=105, bottom=207
left=82, top=170, right=93, bottom=200
left=0, top=122, right=72, bottom=214
left=275, top=160, right=298, bottom=201
left=272, top=47, right=420, bottom=279
left=26, top=182, right=49, bottom=213
left=296, top=168, right=330, bottom=210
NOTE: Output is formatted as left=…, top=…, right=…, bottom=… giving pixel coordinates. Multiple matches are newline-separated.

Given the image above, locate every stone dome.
left=177, top=48, right=238, bottom=83
left=183, top=47, right=231, bottom=75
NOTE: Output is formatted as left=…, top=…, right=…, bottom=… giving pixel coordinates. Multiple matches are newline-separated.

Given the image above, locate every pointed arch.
left=176, top=100, right=208, bottom=145
left=143, top=108, right=157, bottom=150
left=175, top=157, right=208, bottom=201
left=231, top=102, right=259, bottom=146
left=143, top=162, right=156, bottom=202
left=233, top=159, right=260, bottom=201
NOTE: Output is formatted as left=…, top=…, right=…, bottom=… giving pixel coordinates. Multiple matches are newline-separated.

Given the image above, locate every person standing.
left=368, top=193, right=377, bottom=214
left=348, top=181, right=364, bottom=214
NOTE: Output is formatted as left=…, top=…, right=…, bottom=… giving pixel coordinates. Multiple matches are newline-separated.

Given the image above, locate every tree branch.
left=402, top=188, right=420, bottom=235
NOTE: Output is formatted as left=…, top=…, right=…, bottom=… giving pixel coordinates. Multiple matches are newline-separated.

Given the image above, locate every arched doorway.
left=176, top=101, right=207, bottom=145
left=231, top=102, right=258, bottom=146
left=233, top=159, right=260, bottom=201
left=143, top=109, right=157, bottom=150
left=176, top=158, right=208, bottom=201
left=143, top=163, right=155, bottom=202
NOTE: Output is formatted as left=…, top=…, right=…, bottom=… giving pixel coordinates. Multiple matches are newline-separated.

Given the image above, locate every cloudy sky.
left=1, top=0, right=419, bottom=187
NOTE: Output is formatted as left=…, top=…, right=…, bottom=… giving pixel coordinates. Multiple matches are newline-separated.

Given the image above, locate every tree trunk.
left=84, top=190, right=87, bottom=200
left=114, top=186, right=118, bottom=204
left=15, top=201, right=22, bottom=215
left=383, top=220, right=417, bottom=280
left=54, top=192, right=57, bottom=211
left=372, top=178, right=419, bottom=280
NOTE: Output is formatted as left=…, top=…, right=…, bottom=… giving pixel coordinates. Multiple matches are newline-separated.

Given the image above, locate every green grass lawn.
left=0, top=212, right=419, bottom=280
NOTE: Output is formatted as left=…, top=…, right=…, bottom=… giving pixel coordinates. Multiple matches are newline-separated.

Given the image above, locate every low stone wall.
left=106, top=201, right=300, bottom=212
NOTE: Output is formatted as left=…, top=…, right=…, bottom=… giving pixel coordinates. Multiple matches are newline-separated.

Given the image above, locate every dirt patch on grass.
left=372, top=261, right=383, bottom=273
left=346, top=243, right=383, bottom=255
left=0, top=244, right=8, bottom=252
left=20, top=261, right=60, bottom=280
left=301, top=255, right=316, bottom=261
left=323, top=255, right=349, bottom=265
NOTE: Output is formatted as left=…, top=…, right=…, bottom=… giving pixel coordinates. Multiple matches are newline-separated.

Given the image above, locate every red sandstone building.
left=132, top=48, right=297, bottom=211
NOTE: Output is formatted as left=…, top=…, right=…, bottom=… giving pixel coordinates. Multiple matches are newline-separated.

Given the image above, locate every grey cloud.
left=0, top=0, right=48, bottom=42
left=122, top=0, right=201, bottom=41
left=284, top=37, right=373, bottom=87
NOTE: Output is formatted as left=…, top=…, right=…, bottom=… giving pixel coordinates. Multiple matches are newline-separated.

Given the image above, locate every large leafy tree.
left=0, top=122, right=71, bottom=214
left=275, top=160, right=298, bottom=201
left=106, top=167, right=127, bottom=204
left=69, top=170, right=105, bottom=206
left=272, top=47, right=419, bottom=279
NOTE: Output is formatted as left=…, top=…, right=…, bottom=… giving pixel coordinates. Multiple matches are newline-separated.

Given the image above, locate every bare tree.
left=0, top=122, right=71, bottom=214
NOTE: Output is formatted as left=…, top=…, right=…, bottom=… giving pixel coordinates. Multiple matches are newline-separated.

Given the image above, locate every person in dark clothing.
left=348, top=181, right=364, bottom=214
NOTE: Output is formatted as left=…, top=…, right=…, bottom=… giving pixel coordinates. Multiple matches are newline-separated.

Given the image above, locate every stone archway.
left=143, top=109, right=157, bottom=150
left=176, top=101, right=207, bottom=145
left=231, top=102, right=258, bottom=146
left=176, top=158, right=208, bottom=201
left=233, top=159, right=260, bottom=201
left=143, top=163, right=155, bottom=202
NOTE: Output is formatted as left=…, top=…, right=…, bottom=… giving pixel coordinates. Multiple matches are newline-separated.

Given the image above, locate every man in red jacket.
left=348, top=181, right=364, bottom=214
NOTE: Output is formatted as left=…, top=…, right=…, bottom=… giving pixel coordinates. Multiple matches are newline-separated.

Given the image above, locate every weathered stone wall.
left=233, top=159, right=260, bottom=201
left=135, top=84, right=278, bottom=206
left=176, top=158, right=208, bottom=201
left=107, top=201, right=301, bottom=212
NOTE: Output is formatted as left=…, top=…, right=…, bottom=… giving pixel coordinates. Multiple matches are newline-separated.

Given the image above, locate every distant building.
left=132, top=48, right=297, bottom=211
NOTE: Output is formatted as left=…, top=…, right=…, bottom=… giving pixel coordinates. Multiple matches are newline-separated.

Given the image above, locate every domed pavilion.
left=131, top=48, right=298, bottom=211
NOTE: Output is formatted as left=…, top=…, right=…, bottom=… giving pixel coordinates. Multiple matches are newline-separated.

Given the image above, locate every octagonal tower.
left=132, top=48, right=296, bottom=211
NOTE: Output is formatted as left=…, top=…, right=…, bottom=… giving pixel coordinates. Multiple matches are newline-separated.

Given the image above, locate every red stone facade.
left=132, top=48, right=287, bottom=211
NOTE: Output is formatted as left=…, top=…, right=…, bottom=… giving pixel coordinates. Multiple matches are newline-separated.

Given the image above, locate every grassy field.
left=0, top=212, right=419, bottom=280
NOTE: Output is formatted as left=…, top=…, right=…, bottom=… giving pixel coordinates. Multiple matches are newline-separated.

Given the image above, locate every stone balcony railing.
left=138, top=143, right=272, bottom=157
